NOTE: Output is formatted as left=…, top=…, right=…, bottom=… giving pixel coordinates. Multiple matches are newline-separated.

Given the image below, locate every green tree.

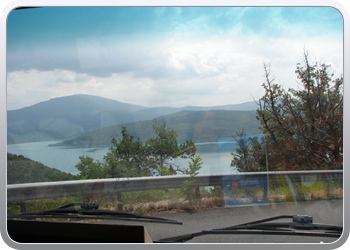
left=230, top=130, right=266, bottom=172
left=105, top=126, right=150, bottom=177
left=74, top=156, right=105, bottom=179
left=74, top=120, right=197, bottom=179
left=146, top=118, right=196, bottom=176
left=256, top=50, right=343, bottom=171
left=74, top=127, right=150, bottom=179
left=103, top=152, right=140, bottom=178
left=180, top=155, right=203, bottom=204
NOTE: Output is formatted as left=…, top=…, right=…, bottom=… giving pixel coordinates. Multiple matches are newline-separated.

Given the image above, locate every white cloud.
left=83, top=79, right=104, bottom=88
left=7, top=22, right=343, bottom=111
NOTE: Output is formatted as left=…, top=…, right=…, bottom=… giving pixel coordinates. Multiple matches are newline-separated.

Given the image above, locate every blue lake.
left=7, top=135, right=264, bottom=176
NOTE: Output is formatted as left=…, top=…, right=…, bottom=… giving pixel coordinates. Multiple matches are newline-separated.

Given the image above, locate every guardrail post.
left=117, top=192, right=123, bottom=211
left=20, top=201, right=26, bottom=213
left=263, top=181, right=268, bottom=203
left=323, top=174, right=332, bottom=196
left=195, top=187, right=200, bottom=202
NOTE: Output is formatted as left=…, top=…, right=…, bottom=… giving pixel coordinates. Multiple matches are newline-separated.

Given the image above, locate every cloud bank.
left=7, top=7, right=343, bottom=110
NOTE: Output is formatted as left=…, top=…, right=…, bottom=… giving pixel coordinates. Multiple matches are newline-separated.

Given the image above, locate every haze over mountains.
left=51, top=109, right=262, bottom=147
left=7, top=94, right=259, bottom=144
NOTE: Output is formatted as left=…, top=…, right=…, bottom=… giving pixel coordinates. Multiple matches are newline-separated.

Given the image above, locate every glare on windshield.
left=6, top=6, right=343, bottom=245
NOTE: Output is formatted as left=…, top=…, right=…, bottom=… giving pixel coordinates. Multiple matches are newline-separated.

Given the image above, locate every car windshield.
left=5, top=5, right=345, bottom=246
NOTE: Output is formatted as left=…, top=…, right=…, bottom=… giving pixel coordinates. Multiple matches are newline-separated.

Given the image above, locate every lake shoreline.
left=6, top=136, right=263, bottom=176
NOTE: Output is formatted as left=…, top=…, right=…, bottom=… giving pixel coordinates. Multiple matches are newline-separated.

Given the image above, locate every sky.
left=6, top=7, right=344, bottom=110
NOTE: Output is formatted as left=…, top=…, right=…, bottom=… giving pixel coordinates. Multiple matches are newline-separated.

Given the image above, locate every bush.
left=180, top=155, right=203, bottom=205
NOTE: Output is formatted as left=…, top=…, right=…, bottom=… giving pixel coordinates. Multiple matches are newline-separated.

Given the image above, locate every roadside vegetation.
left=7, top=178, right=342, bottom=216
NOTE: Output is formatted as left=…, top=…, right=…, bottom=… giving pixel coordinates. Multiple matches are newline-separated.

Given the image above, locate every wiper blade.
left=7, top=202, right=182, bottom=225
left=154, top=215, right=342, bottom=243
left=214, top=215, right=342, bottom=232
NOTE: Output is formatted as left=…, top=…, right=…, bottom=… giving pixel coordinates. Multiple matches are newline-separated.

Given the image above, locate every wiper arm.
left=215, top=215, right=342, bottom=232
left=154, top=215, right=342, bottom=243
left=7, top=202, right=182, bottom=225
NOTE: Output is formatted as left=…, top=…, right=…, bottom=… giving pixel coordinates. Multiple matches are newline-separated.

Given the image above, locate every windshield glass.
left=6, top=6, right=344, bottom=245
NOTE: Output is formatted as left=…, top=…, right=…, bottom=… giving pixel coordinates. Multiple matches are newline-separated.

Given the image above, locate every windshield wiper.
left=154, top=215, right=342, bottom=242
left=7, top=202, right=182, bottom=225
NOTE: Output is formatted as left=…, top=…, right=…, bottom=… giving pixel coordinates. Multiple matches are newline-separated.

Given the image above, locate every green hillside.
left=7, top=153, right=76, bottom=184
left=50, top=110, right=262, bottom=147
left=7, top=94, right=147, bottom=144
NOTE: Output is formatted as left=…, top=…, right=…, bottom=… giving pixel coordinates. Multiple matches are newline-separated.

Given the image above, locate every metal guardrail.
left=7, top=170, right=343, bottom=202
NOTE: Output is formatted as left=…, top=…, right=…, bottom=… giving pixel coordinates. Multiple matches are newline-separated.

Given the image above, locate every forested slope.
left=7, top=153, right=76, bottom=184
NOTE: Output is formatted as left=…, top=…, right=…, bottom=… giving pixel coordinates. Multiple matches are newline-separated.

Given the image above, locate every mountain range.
left=50, top=109, right=262, bottom=147
left=7, top=94, right=259, bottom=144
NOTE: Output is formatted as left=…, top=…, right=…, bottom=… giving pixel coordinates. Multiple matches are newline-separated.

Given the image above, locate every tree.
left=74, top=121, right=197, bottom=179
left=230, top=130, right=266, bottom=172
left=74, top=156, right=105, bottom=179
left=180, top=155, right=203, bottom=204
left=256, top=50, right=343, bottom=171
left=74, top=127, right=149, bottom=179
left=146, top=118, right=196, bottom=176
left=103, top=151, right=140, bottom=178
left=105, top=127, right=150, bottom=177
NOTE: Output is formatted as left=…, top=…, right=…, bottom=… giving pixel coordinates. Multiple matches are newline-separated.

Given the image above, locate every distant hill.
left=7, top=153, right=76, bottom=184
left=51, top=110, right=262, bottom=147
left=7, top=94, right=147, bottom=144
left=8, top=94, right=259, bottom=144
left=130, top=101, right=259, bottom=121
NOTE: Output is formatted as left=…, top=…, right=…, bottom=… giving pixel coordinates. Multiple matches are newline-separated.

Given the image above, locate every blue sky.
left=6, top=7, right=344, bottom=110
